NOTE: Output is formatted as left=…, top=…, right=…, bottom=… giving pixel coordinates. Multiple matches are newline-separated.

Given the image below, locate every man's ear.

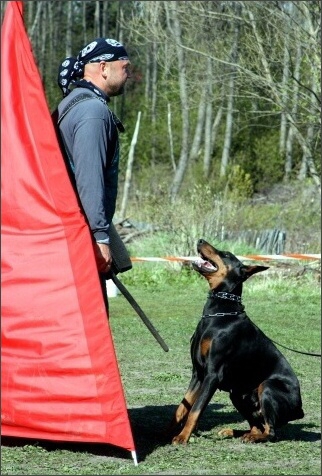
left=242, top=265, right=269, bottom=281
left=100, top=61, right=109, bottom=77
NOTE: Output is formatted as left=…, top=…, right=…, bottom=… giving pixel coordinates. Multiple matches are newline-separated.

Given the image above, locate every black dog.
left=169, top=239, right=304, bottom=444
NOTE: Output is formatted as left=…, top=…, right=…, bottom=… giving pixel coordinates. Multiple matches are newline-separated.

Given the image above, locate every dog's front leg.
left=172, top=376, right=217, bottom=445
left=167, top=373, right=201, bottom=435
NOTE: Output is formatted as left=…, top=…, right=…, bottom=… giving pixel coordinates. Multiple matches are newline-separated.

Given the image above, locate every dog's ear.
left=242, top=265, right=269, bottom=280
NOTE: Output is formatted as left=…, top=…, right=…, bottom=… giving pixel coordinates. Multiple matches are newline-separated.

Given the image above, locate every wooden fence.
left=223, top=229, right=286, bottom=254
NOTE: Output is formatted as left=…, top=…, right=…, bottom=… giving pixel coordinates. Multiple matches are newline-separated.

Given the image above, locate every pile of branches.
left=114, top=218, right=156, bottom=244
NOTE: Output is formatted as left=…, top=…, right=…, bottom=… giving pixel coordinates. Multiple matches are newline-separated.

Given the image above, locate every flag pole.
left=131, top=450, right=138, bottom=466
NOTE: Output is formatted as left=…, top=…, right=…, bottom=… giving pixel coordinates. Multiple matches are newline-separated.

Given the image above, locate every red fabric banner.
left=1, top=1, right=135, bottom=453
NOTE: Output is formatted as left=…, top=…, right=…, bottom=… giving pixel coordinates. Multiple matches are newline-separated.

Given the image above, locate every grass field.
left=1, top=262, right=321, bottom=475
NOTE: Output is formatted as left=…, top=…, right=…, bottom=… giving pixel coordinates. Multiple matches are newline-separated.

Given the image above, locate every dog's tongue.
left=194, top=257, right=216, bottom=270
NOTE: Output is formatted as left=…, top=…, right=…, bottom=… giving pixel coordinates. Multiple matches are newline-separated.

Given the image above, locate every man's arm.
left=71, top=113, right=115, bottom=272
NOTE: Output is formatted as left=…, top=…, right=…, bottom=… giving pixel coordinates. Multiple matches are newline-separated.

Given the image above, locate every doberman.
left=169, top=239, right=304, bottom=444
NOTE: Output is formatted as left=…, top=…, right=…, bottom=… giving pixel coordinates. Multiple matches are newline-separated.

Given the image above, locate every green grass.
left=1, top=266, right=321, bottom=475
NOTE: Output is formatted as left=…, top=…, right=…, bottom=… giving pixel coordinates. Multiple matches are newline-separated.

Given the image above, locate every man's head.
left=83, top=57, right=131, bottom=97
left=58, top=38, right=131, bottom=97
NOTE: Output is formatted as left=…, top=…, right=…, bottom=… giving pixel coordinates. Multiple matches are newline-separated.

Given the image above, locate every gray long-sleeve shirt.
left=58, top=87, right=119, bottom=244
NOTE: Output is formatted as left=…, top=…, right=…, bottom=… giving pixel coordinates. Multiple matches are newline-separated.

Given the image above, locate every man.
left=57, top=38, right=131, bottom=308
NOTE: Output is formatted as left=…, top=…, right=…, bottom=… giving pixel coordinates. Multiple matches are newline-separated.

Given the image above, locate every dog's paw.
left=172, top=434, right=189, bottom=445
left=241, top=432, right=268, bottom=443
left=218, top=428, right=234, bottom=438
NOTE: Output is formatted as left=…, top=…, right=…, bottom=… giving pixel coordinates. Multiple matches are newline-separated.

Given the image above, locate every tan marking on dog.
left=172, top=409, right=202, bottom=445
left=200, top=338, right=212, bottom=357
left=184, top=389, right=199, bottom=404
left=208, top=273, right=225, bottom=288
left=249, top=426, right=262, bottom=435
left=258, top=382, right=265, bottom=399
left=197, top=242, right=235, bottom=290
left=263, top=422, right=271, bottom=436
left=218, top=427, right=234, bottom=438
left=241, top=423, right=271, bottom=442
left=173, top=388, right=200, bottom=423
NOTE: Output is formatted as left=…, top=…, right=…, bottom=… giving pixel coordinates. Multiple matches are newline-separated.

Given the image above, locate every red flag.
left=1, top=1, right=135, bottom=456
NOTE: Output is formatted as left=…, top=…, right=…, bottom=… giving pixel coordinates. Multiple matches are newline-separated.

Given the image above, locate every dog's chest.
left=192, top=316, right=261, bottom=367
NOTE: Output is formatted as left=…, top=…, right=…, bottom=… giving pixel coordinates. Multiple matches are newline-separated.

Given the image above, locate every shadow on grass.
left=1, top=403, right=320, bottom=464
left=126, top=402, right=226, bottom=461
left=278, top=423, right=321, bottom=442
left=128, top=404, right=321, bottom=460
left=0, top=435, right=132, bottom=462
left=0, top=403, right=223, bottom=464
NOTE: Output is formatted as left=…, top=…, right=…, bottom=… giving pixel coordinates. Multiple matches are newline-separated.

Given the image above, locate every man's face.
left=106, top=60, right=131, bottom=96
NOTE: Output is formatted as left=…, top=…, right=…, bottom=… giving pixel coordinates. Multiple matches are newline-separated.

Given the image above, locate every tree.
left=3, top=0, right=320, bottom=200
left=240, top=1, right=320, bottom=186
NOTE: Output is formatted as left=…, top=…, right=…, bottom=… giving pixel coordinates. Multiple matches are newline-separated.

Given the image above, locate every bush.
left=117, top=179, right=320, bottom=256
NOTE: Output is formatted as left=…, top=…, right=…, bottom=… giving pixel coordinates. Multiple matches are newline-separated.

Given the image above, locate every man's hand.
left=94, top=242, right=113, bottom=273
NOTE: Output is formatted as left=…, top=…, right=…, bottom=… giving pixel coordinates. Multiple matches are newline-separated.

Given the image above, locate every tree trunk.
left=220, top=11, right=240, bottom=177
left=279, top=37, right=290, bottom=160
left=46, top=2, right=54, bottom=100
left=298, top=77, right=318, bottom=180
left=82, top=2, right=87, bottom=45
left=65, top=1, right=72, bottom=57
left=102, top=1, right=108, bottom=37
left=26, top=0, right=34, bottom=29
left=167, top=103, right=176, bottom=171
left=29, top=1, right=42, bottom=45
left=38, top=3, right=47, bottom=79
left=94, top=0, right=100, bottom=37
left=203, top=57, right=213, bottom=177
left=165, top=3, right=190, bottom=202
left=284, top=43, right=301, bottom=181
left=120, top=112, right=142, bottom=219
left=189, top=89, right=206, bottom=162
left=211, top=104, right=223, bottom=158
left=150, top=39, right=158, bottom=167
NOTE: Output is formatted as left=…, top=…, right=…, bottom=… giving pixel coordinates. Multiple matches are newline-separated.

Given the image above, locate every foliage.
left=222, top=165, right=254, bottom=200
left=1, top=271, right=321, bottom=474
left=233, top=130, right=285, bottom=191
left=1, top=0, right=319, bottom=195
left=119, top=179, right=321, bottom=255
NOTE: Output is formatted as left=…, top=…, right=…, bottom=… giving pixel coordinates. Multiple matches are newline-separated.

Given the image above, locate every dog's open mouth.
left=192, top=256, right=218, bottom=273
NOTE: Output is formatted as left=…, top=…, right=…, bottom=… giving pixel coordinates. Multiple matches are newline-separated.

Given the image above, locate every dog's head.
left=192, top=239, right=269, bottom=292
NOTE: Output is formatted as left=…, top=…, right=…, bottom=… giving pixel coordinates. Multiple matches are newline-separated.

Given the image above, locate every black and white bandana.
left=58, top=38, right=129, bottom=97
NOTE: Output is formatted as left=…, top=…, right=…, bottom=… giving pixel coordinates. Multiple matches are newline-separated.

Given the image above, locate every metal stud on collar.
left=202, top=312, right=239, bottom=318
left=210, top=291, right=242, bottom=303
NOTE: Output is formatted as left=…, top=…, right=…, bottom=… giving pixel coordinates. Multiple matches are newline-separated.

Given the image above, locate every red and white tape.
left=131, top=254, right=321, bottom=263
